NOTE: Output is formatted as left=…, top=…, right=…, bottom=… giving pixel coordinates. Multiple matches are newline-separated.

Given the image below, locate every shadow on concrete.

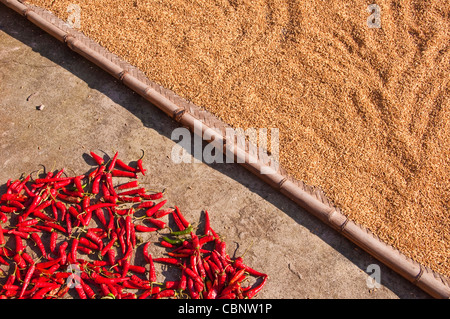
left=0, top=5, right=430, bottom=298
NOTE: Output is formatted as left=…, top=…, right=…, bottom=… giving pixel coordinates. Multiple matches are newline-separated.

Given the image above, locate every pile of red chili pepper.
left=0, top=151, right=267, bottom=299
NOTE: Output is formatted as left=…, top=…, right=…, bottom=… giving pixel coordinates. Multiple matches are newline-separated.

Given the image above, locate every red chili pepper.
left=65, top=212, right=72, bottom=236
left=182, top=265, right=204, bottom=287
left=118, top=265, right=131, bottom=284
left=85, top=202, right=117, bottom=213
left=17, top=218, right=39, bottom=228
left=117, top=187, right=146, bottom=196
left=90, top=151, right=105, bottom=166
left=55, top=201, right=66, bottom=216
left=0, top=205, right=18, bottom=213
left=0, top=255, right=8, bottom=266
left=80, top=278, right=96, bottom=299
left=34, top=176, right=70, bottom=184
left=55, top=284, right=70, bottom=298
left=134, top=225, right=158, bottom=233
left=91, top=174, right=102, bottom=195
left=137, top=158, right=146, bottom=176
left=153, top=257, right=180, bottom=266
left=164, top=281, right=179, bottom=289
left=204, top=210, right=212, bottom=235
left=153, top=209, right=173, bottom=219
left=118, top=196, right=142, bottom=203
left=127, top=264, right=146, bottom=274
left=187, top=277, right=199, bottom=299
left=117, top=180, right=139, bottom=191
left=206, top=277, right=220, bottom=299
left=124, top=277, right=147, bottom=290
left=90, top=272, right=129, bottom=285
left=32, top=209, right=54, bottom=222
left=58, top=241, right=69, bottom=265
left=159, top=240, right=175, bottom=249
left=229, top=268, right=246, bottom=286
left=32, top=283, right=61, bottom=299
left=18, top=263, right=35, bottom=298
left=1, top=193, right=20, bottom=202
left=100, top=231, right=117, bottom=256
left=14, top=235, right=25, bottom=255
left=115, top=159, right=137, bottom=173
left=83, top=208, right=93, bottom=226
left=125, top=214, right=133, bottom=246
left=49, top=231, right=58, bottom=254
left=210, top=251, right=224, bottom=273
left=69, top=238, right=79, bottom=264
left=105, top=172, right=117, bottom=197
left=196, top=256, right=207, bottom=279
left=55, top=168, right=65, bottom=179
left=244, top=275, right=267, bottom=299
left=122, top=242, right=134, bottom=262
left=87, top=167, right=99, bottom=180
left=106, top=282, right=119, bottom=297
left=31, top=233, right=48, bottom=259
left=137, top=286, right=160, bottom=299
left=140, top=192, right=164, bottom=200
left=73, top=175, right=84, bottom=193
left=44, top=222, right=67, bottom=234
left=0, top=224, right=6, bottom=247
left=107, top=152, right=119, bottom=172
left=8, top=200, right=26, bottom=210
left=22, top=194, right=42, bottom=219
left=0, top=212, right=7, bottom=224
left=145, top=199, right=167, bottom=217
left=86, top=229, right=104, bottom=251
left=167, top=252, right=190, bottom=258
left=106, top=248, right=116, bottom=267
left=92, top=208, right=106, bottom=228
left=199, top=235, right=215, bottom=247
left=111, top=170, right=137, bottom=178
left=233, top=257, right=267, bottom=277
left=117, top=227, right=126, bottom=255
left=75, top=283, right=87, bottom=299
left=147, top=253, right=157, bottom=283
left=174, top=206, right=190, bottom=228
left=6, top=229, right=29, bottom=239
left=35, top=258, right=61, bottom=270
left=53, top=179, right=73, bottom=189
left=56, top=193, right=82, bottom=204
left=78, top=237, right=98, bottom=251
left=145, top=200, right=168, bottom=217
left=21, top=251, right=35, bottom=266
left=106, top=208, right=115, bottom=234
left=14, top=175, right=30, bottom=194
left=13, top=253, right=26, bottom=269
left=137, top=201, right=155, bottom=209
left=145, top=218, right=166, bottom=229
left=154, top=289, right=175, bottom=299
left=202, top=258, right=214, bottom=282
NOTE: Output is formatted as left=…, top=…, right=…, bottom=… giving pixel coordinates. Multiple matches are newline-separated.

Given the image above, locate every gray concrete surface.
left=0, top=5, right=430, bottom=299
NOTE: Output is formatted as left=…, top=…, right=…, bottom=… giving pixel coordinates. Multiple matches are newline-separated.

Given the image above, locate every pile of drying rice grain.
left=25, top=0, right=449, bottom=278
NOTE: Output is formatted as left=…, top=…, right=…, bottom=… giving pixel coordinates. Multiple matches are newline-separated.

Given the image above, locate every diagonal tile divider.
left=2, top=0, right=449, bottom=299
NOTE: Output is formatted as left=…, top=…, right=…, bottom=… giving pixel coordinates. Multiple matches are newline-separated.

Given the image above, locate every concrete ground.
left=0, top=4, right=430, bottom=299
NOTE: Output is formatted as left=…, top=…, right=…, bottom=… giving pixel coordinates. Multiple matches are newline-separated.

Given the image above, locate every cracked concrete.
left=0, top=4, right=430, bottom=299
